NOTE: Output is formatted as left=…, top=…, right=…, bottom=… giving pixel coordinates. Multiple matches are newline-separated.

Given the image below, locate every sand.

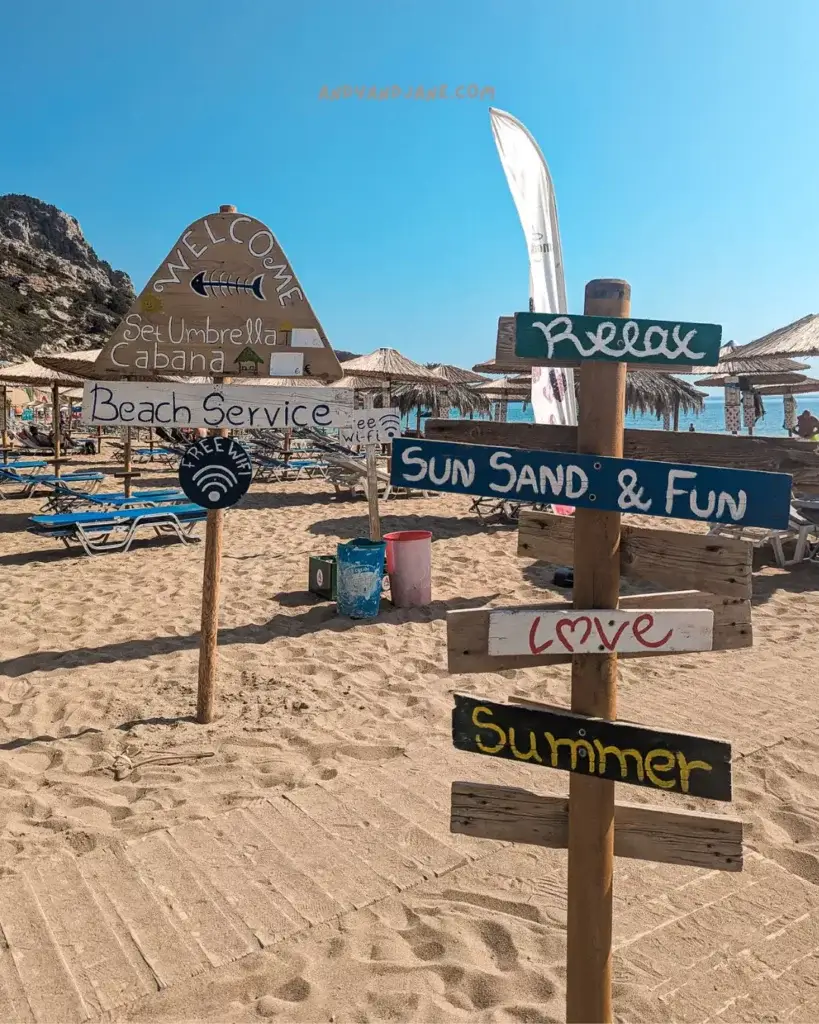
left=2, top=447, right=819, bottom=1022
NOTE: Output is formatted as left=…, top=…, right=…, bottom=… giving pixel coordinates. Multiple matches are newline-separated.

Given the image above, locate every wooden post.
left=196, top=202, right=238, bottom=723
left=96, top=425, right=102, bottom=455
left=364, top=393, right=381, bottom=540
left=1, top=386, right=8, bottom=463
left=565, top=279, right=630, bottom=1024
left=51, top=384, right=61, bottom=477
left=123, top=427, right=133, bottom=496
left=673, top=397, right=680, bottom=432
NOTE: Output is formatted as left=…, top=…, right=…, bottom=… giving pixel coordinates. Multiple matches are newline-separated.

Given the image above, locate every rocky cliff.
left=0, top=194, right=135, bottom=362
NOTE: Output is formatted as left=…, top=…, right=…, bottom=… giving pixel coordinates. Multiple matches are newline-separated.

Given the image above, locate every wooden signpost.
left=404, top=280, right=793, bottom=1023
left=341, top=406, right=403, bottom=542
left=92, top=204, right=346, bottom=725
left=93, top=207, right=343, bottom=381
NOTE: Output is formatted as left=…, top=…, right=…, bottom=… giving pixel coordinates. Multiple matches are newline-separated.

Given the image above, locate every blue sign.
left=390, top=438, right=791, bottom=529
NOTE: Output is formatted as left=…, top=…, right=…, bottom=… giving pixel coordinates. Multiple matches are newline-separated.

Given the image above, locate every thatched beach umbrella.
left=340, top=348, right=439, bottom=385
left=0, top=359, right=86, bottom=466
left=724, top=314, right=819, bottom=360
left=392, top=379, right=491, bottom=431
left=431, top=364, right=490, bottom=386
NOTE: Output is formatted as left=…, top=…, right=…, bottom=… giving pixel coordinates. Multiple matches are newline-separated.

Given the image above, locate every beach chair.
left=40, top=485, right=186, bottom=514
left=709, top=504, right=819, bottom=568
left=0, top=464, right=104, bottom=500
left=28, top=503, right=208, bottom=555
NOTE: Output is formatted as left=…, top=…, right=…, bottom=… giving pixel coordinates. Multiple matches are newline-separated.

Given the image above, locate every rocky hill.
left=0, top=194, right=134, bottom=362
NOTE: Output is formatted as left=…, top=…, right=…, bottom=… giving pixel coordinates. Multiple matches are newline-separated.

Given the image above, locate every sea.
left=423, top=394, right=819, bottom=437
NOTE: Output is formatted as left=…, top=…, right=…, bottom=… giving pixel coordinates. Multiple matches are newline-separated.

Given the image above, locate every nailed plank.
left=209, top=808, right=342, bottom=926
left=247, top=798, right=392, bottom=910
left=80, top=846, right=209, bottom=988
left=286, top=784, right=424, bottom=891
left=0, top=875, right=87, bottom=1023
left=447, top=590, right=751, bottom=673
left=322, top=778, right=466, bottom=877
left=517, top=511, right=752, bottom=598
left=170, top=819, right=305, bottom=948
left=425, top=417, right=819, bottom=492
left=25, top=853, right=155, bottom=1015
left=488, top=607, right=714, bottom=657
left=126, top=834, right=258, bottom=969
left=514, top=313, right=722, bottom=367
left=494, top=315, right=683, bottom=373
left=391, top=438, right=791, bottom=530
left=450, top=781, right=744, bottom=872
left=0, top=924, right=33, bottom=1024
left=452, top=693, right=733, bottom=801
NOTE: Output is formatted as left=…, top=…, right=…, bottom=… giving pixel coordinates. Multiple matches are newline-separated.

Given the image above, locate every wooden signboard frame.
left=434, top=281, right=782, bottom=1023
left=93, top=207, right=343, bottom=381
left=514, top=312, right=722, bottom=367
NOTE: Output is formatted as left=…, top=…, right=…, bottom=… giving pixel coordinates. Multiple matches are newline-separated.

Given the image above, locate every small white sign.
left=487, top=607, right=714, bottom=656
left=269, top=352, right=305, bottom=376
left=83, top=381, right=354, bottom=429
left=339, top=409, right=402, bottom=446
left=291, top=329, right=323, bottom=348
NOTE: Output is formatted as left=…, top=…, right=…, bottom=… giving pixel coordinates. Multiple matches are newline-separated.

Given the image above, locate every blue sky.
left=2, top=0, right=818, bottom=380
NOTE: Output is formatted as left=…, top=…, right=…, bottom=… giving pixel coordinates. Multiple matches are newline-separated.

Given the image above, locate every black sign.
left=452, top=694, right=732, bottom=801
left=178, top=436, right=253, bottom=509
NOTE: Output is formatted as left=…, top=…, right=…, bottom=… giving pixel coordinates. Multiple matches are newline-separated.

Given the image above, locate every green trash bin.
left=308, top=554, right=337, bottom=600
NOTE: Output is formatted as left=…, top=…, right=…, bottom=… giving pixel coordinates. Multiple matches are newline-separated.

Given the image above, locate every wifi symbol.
left=380, top=412, right=401, bottom=438
left=193, top=465, right=238, bottom=503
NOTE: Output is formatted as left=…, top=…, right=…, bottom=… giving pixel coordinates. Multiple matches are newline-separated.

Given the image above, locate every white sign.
left=339, top=409, right=402, bottom=446
left=487, top=608, right=714, bottom=656
left=83, top=381, right=354, bottom=430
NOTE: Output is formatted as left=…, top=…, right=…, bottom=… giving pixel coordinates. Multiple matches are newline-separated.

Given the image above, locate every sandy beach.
left=2, top=448, right=819, bottom=1023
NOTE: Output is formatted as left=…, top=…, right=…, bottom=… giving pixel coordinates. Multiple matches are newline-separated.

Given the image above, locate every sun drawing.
left=141, top=294, right=164, bottom=313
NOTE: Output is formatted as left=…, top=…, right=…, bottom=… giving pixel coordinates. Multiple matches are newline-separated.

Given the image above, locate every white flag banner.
left=489, top=107, right=577, bottom=426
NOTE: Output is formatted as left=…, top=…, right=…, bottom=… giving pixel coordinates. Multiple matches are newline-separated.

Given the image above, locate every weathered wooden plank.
left=80, top=846, right=209, bottom=988
left=447, top=591, right=751, bottom=673
left=169, top=819, right=306, bottom=948
left=452, top=693, right=733, bottom=801
left=125, top=834, right=258, bottom=969
left=488, top=607, right=714, bottom=657
left=424, top=417, right=819, bottom=492
left=494, top=315, right=703, bottom=373
left=0, top=875, right=87, bottom=1022
left=514, top=313, right=722, bottom=367
left=26, top=853, right=155, bottom=1015
left=391, top=438, right=791, bottom=529
left=450, top=781, right=743, bottom=872
left=517, top=511, right=752, bottom=598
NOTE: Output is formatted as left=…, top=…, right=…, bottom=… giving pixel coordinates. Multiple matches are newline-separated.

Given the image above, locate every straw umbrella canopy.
left=693, top=370, right=809, bottom=388
left=0, top=359, right=86, bottom=461
left=339, top=348, right=439, bottom=384
left=725, top=314, right=819, bottom=360
left=754, top=378, right=819, bottom=396
left=33, top=348, right=110, bottom=380
left=625, top=370, right=706, bottom=421
left=431, top=364, right=490, bottom=385
left=392, top=379, right=491, bottom=429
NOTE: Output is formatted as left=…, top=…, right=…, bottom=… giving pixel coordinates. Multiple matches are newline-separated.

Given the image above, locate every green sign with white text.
left=515, top=313, right=722, bottom=367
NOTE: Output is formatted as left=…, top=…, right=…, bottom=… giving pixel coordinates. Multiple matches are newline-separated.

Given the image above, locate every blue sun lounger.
left=0, top=459, right=48, bottom=471
left=40, top=483, right=186, bottom=513
left=28, top=502, right=208, bottom=555
left=0, top=464, right=104, bottom=499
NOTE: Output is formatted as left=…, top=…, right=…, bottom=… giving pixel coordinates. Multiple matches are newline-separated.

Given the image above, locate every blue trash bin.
left=336, top=538, right=386, bottom=619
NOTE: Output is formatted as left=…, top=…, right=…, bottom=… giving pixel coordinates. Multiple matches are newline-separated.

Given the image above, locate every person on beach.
left=795, top=410, right=819, bottom=440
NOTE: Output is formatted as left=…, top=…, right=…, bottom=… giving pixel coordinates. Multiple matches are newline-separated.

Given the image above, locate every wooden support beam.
left=450, top=781, right=743, bottom=872
left=446, top=591, right=751, bottom=673
left=518, top=511, right=753, bottom=599
left=424, top=418, right=819, bottom=492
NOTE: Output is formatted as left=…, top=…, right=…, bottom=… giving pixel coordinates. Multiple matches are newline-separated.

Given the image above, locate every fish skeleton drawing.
left=190, top=271, right=266, bottom=300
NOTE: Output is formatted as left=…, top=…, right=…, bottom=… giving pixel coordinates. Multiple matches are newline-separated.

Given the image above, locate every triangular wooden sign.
left=94, top=206, right=343, bottom=380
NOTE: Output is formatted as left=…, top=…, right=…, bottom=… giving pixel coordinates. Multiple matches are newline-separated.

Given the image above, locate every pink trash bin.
left=384, top=530, right=432, bottom=608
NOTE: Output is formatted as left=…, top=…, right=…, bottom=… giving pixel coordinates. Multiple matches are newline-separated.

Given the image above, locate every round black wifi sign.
left=178, top=436, right=253, bottom=510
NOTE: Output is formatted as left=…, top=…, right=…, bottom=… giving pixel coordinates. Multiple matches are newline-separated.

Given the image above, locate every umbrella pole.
left=1, top=386, right=8, bottom=463
left=365, top=392, right=381, bottom=541
left=123, top=427, right=133, bottom=496
left=52, top=384, right=61, bottom=478
left=673, top=398, right=680, bottom=432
